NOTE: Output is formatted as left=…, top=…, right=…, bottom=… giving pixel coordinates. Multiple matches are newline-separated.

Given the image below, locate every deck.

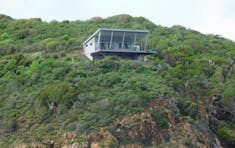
left=91, top=49, right=155, bottom=59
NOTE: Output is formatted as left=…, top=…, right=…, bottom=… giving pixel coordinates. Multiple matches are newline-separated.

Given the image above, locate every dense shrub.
left=217, top=128, right=235, bottom=146
left=36, top=83, right=76, bottom=109
left=151, top=113, right=169, bottom=129
left=177, top=98, right=198, bottom=119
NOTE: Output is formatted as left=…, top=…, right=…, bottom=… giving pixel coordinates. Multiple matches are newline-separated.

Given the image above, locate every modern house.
left=83, top=28, right=155, bottom=60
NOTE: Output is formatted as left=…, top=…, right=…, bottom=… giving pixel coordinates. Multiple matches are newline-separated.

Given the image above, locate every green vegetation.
left=151, top=113, right=169, bottom=129
left=178, top=98, right=199, bottom=120
left=217, top=128, right=235, bottom=145
left=0, top=14, right=234, bottom=147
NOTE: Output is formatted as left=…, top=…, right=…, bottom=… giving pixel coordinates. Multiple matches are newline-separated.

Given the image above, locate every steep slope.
left=0, top=14, right=234, bottom=147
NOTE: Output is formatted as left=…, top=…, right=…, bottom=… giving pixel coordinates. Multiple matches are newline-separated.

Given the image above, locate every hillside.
left=0, top=14, right=234, bottom=147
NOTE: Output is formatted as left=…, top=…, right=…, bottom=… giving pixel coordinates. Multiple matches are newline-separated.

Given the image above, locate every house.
left=83, top=28, right=155, bottom=60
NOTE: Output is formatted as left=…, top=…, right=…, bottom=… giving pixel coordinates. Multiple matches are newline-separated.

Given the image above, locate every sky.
left=0, top=0, right=235, bottom=41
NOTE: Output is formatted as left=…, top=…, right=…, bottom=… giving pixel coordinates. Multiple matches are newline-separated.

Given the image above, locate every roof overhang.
left=83, top=28, right=148, bottom=45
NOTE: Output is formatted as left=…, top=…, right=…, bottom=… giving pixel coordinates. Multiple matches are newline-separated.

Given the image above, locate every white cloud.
left=193, top=0, right=235, bottom=40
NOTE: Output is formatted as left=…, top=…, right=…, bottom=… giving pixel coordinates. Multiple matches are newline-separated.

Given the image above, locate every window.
left=119, top=43, right=122, bottom=48
left=90, top=43, right=93, bottom=46
left=86, top=44, right=88, bottom=47
left=125, top=43, right=128, bottom=49
left=101, top=43, right=105, bottom=49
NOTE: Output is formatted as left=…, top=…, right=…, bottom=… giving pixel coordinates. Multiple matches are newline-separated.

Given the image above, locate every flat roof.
left=99, top=28, right=148, bottom=33
left=83, top=28, right=148, bottom=45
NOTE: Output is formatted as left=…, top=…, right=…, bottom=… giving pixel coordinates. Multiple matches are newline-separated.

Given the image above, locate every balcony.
left=95, top=42, right=153, bottom=53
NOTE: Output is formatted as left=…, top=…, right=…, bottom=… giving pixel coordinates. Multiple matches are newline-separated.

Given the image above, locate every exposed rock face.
left=90, top=130, right=118, bottom=148
left=13, top=98, right=225, bottom=148
left=107, top=98, right=222, bottom=148
left=208, top=94, right=235, bottom=147
left=210, top=94, right=234, bottom=122
left=110, top=112, right=169, bottom=146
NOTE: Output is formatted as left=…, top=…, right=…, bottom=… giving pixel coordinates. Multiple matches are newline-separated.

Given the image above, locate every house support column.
left=97, top=32, right=101, bottom=50
left=110, top=31, right=113, bottom=50
left=122, top=32, right=125, bottom=49
left=144, top=39, right=148, bottom=51
left=133, top=33, right=137, bottom=45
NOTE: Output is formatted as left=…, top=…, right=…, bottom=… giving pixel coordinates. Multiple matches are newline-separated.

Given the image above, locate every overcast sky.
left=0, top=0, right=235, bottom=41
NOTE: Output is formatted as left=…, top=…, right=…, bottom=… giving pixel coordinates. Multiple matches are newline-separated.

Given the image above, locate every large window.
left=119, top=43, right=122, bottom=48
left=124, top=43, right=128, bottom=49
left=100, top=43, right=105, bottom=49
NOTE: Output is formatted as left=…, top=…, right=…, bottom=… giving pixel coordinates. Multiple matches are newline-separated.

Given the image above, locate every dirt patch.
left=67, top=49, right=84, bottom=56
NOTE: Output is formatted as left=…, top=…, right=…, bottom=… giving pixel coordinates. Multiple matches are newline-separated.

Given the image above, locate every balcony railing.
left=95, top=42, right=148, bottom=52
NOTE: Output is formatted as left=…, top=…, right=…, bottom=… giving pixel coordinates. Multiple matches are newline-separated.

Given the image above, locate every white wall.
left=84, top=38, right=95, bottom=60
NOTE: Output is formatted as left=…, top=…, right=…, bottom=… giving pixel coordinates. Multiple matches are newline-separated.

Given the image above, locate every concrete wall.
left=84, top=38, right=96, bottom=60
